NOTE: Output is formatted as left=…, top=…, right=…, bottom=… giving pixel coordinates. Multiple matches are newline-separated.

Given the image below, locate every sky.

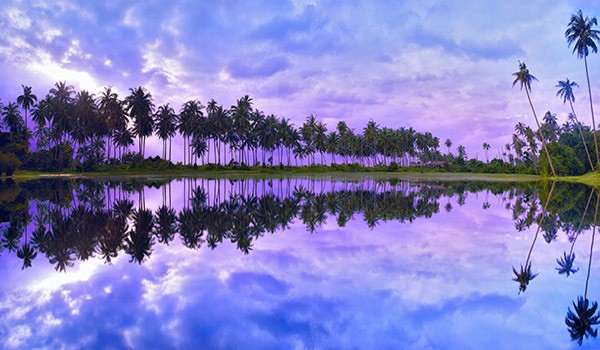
left=0, top=0, right=599, bottom=160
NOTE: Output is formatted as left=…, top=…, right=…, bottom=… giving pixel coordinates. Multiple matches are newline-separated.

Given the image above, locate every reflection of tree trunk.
left=525, top=181, right=556, bottom=266
left=569, top=189, right=595, bottom=257
left=585, top=192, right=600, bottom=300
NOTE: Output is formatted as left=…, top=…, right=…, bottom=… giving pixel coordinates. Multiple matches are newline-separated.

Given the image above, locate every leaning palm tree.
left=557, top=78, right=594, bottom=169
left=16, top=85, right=37, bottom=132
left=566, top=10, right=600, bottom=168
left=512, top=61, right=556, bottom=177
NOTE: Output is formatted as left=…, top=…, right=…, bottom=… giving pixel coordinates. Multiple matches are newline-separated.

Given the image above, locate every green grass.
left=559, top=172, right=600, bottom=187
left=7, top=166, right=543, bottom=183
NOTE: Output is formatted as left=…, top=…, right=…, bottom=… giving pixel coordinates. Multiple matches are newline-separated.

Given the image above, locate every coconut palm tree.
left=98, top=87, right=128, bottom=159
left=154, top=104, right=178, bottom=161
left=482, top=142, right=491, bottom=162
left=557, top=78, right=594, bottom=169
left=444, top=138, right=452, bottom=155
left=566, top=10, right=600, bottom=167
left=125, top=86, right=154, bottom=157
left=512, top=61, right=556, bottom=177
left=16, top=85, right=37, bottom=132
left=2, top=102, right=24, bottom=141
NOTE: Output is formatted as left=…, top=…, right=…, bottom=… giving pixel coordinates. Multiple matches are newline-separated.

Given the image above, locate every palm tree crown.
left=512, top=61, right=538, bottom=91
left=566, top=10, right=600, bottom=59
left=556, top=79, right=579, bottom=104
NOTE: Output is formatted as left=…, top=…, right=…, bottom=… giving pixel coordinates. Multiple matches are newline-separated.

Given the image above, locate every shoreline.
left=6, top=169, right=545, bottom=183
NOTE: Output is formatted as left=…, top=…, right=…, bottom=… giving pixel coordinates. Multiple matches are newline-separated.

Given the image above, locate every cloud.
left=407, top=26, right=525, bottom=61
left=226, top=56, right=292, bottom=79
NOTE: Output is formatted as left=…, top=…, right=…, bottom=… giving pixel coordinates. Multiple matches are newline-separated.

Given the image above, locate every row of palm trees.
left=1, top=83, right=447, bottom=168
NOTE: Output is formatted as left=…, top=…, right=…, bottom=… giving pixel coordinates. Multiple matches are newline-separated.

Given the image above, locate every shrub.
left=0, top=153, right=22, bottom=176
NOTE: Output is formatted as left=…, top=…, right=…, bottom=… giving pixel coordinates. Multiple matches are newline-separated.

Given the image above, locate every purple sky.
left=0, top=0, right=599, bottom=160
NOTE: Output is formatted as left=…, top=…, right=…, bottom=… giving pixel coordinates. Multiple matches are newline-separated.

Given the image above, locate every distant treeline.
left=0, top=79, right=596, bottom=175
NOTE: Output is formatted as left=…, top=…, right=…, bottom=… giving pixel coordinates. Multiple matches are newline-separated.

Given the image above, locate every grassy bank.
left=8, top=166, right=542, bottom=183
left=559, top=172, right=600, bottom=187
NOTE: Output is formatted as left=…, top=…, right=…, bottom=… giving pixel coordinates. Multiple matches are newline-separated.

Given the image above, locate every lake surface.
left=0, top=176, right=598, bottom=349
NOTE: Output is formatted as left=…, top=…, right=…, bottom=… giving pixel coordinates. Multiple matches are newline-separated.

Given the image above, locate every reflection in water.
left=512, top=181, right=556, bottom=294
left=0, top=178, right=596, bottom=271
left=566, top=194, right=600, bottom=345
left=2, top=177, right=600, bottom=347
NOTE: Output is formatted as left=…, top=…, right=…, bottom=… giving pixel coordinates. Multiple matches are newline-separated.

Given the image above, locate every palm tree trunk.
left=585, top=55, right=599, bottom=168
left=570, top=100, right=594, bottom=170
left=525, top=88, right=556, bottom=177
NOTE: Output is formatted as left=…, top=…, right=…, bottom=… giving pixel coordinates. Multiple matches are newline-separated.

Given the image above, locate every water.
left=0, top=176, right=597, bottom=349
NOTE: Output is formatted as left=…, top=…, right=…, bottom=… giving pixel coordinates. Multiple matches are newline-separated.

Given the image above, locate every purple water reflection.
left=0, top=178, right=596, bottom=349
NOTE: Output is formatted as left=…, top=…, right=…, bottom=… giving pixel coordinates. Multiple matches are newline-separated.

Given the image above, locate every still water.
left=0, top=176, right=597, bottom=349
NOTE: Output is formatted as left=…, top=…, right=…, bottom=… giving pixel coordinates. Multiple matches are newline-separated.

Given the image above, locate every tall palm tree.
left=125, top=86, right=154, bottom=157
left=231, top=95, right=253, bottom=164
left=16, top=85, right=37, bottom=132
left=363, top=119, right=379, bottom=166
left=444, top=138, right=452, bottom=155
left=98, top=87, right=128, bottom=159
left=566, top=10, right=600, bottom=168
left=482, top=142, right=491, bottom=162
left=154, top=104, right=177, bottom=161
left=557, top=78, right=594, bottom=169
left=512, top=61, right=556, bottom=177
left=2, top=102, right=24, bottom=141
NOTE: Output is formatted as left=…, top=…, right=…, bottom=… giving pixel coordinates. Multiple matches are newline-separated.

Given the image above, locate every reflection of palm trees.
left=17, top=243, right=37, bottom=269
left=154, top=206, right=177, bottom=245
left=512, top=181, right=555, bottom=293
left=125, top=208, right=154, bottom=264
left=557, top=189, right=594, bottom=277
left=6, top=177, right=593, bottom=271
left=566, top=193, right=600, bottom=345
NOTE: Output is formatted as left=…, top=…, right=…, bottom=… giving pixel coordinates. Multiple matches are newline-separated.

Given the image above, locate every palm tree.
left=16, top=85, right=37, bottom=132
left=512, top=61, right=556, bottom=177
left=444, top=138, right=452, bottom=155
left=2, top=102, right=24, bottom=141
left=98, top=87, right=128, bottom=159
left=363, top=119, right=379, bottom=166
left=557, top=78, right=594, bottom=169
left=154, top=104, right=177, bottom=161
left=125, top=86, right=154, bottom=157
left=482, top=142, right=490, bottom=162
left=566, top=10, right=600, bottom=167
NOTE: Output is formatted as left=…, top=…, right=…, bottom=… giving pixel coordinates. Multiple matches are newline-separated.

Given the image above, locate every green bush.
left=0, top=153, right=22, bottom=176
